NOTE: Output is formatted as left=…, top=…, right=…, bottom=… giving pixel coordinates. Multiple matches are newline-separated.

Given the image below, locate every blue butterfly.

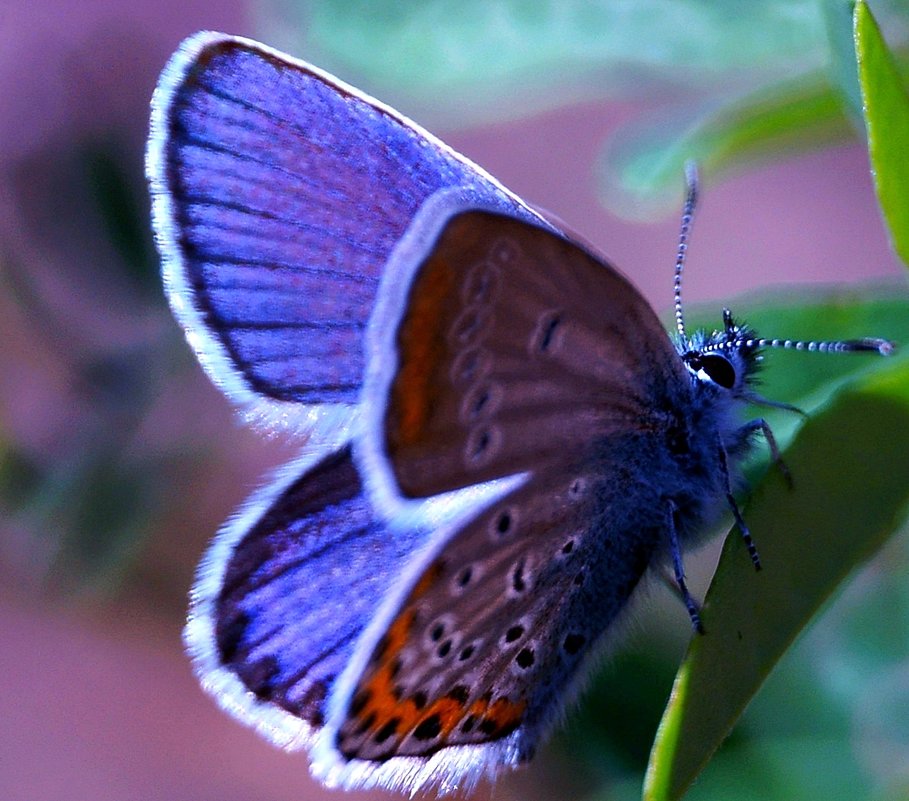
left=146, top=32, right=893, bottom=795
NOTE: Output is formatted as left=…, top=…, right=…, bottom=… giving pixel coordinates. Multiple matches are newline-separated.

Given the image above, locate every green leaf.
left=644, top=356, right=909, bottom=801
left=855, top=0, right=909, bottom=267
left=597, top=76, right=853, bottom=221
left=262, top=0, right=834, bottom=125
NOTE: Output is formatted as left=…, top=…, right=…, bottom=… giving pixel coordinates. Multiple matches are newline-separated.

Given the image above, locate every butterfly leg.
left=666, top=500, right=705, bottom=634
left=740, top=418, right=793, bottom=488
left=717, top=441, right=762, bottom=570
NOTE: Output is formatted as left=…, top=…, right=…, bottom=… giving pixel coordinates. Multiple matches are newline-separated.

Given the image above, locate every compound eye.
left=699, top=354, right=736, bottom=389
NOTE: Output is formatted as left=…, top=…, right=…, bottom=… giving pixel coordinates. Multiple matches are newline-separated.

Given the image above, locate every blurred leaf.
left=644, top=355, right=909, bottom=801
left=855, top=0, right=909, bottom=267
left=21, top=442, right=175, bottom=595
left=679, top=737, right=871, bottom=801
left=262, top=0, right=837, bottom=124
left=81, top=140, right=159, bottom=294
left=0, top=441, right=44, bottom=509
left=55, top=455, right=153, bottom=590
left=559, top=648, right=683, bottom=776
left=597, top=76, right=853, bottom=221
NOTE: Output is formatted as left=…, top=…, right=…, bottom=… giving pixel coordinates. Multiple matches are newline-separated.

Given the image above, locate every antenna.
left=674, top=161, right=699, bottom=341
left=700, top=257, right=897, bottom=360
left=747, top=336, right=894, bottom=355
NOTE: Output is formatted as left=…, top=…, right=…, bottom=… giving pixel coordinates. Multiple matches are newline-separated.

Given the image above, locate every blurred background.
left=2, top=1, right=909, bottom=800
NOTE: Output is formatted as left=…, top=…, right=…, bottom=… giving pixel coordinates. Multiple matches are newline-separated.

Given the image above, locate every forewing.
left=365, top=208, right=686, bottom=498
left=184, top=444, right=425, bottom=746
left=327, top=464, right=661, bottom=776
left=147, top=33, right=543, bottom=429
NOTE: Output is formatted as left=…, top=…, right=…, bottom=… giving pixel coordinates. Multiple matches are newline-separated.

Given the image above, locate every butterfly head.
left=680, top=308, right=761, bottom=396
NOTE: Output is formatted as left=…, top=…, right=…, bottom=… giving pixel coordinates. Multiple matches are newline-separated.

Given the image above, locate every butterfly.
left=146, top=31, right=894, bottom=795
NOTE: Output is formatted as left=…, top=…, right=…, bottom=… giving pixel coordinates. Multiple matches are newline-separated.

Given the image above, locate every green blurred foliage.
left=267, top=0, right=838, bottom=114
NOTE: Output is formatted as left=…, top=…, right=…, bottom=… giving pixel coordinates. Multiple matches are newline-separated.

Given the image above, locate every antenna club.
left=868, top=338, right=896, bottom=356
left=684, top=160, right=699, bottom=195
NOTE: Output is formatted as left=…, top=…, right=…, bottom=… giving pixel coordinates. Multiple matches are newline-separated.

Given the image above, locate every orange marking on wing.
left=467, top=695, right=527, bottom=738
left=346, top=558, right=527, bottom=748
left=390, top=258, right=455, bottom=448
left=421, top=696, right=466, bottom=738
left=348, top=561, right=447, bottom=738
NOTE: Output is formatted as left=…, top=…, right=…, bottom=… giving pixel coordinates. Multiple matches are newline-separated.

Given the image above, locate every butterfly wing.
left=147, top=32, right=546, bottom=433
left=321, top=205, right=693, bottom=792
left=360, top=206, right=688, bottom=499
left=184, top=444, right=426, bottom=748
left=317, top=459, right=666, bottom=793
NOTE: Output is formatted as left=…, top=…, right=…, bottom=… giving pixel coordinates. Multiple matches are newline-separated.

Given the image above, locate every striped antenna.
left=747, top=336, right=894, bottom=355
left=703, top=335, right=894, bottom=356
left=704, top=286, right=897, bottom=358
left=674, top=161, right=699, bottom=340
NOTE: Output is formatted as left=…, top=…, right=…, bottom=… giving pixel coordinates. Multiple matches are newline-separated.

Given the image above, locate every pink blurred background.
left=1, top=2, right=904, bottom=801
